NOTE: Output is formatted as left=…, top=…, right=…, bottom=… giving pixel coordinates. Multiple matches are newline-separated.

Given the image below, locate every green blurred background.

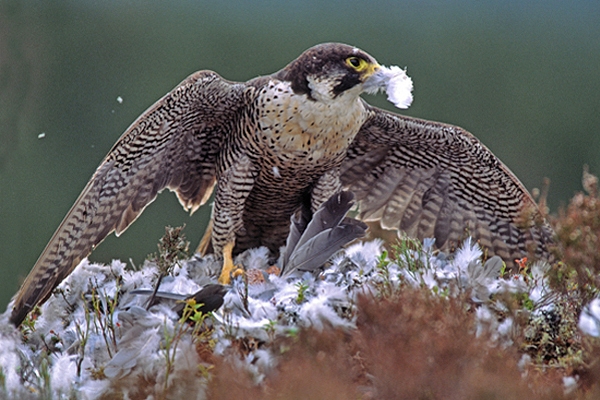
left=1, top=0, right=599, bottom=311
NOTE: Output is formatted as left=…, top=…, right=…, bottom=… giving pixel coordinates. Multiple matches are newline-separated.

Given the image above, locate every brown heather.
left=206, top=289, right=570, bottom=399
left=206, top=168, right=600, bottom=400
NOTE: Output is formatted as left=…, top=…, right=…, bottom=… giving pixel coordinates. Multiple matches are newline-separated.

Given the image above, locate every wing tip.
left=9, top=304, right=28, bottom=327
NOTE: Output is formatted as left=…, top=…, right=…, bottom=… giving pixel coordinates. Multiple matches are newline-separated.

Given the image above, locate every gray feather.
left=280, top=191, right=367, bottom=276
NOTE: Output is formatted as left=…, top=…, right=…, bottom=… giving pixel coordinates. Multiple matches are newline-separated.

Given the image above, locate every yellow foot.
left=218, top=242, right=244, bottom=284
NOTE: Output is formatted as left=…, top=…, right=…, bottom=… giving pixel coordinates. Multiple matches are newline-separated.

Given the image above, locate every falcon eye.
left=345, top=56, right=369, bottom=72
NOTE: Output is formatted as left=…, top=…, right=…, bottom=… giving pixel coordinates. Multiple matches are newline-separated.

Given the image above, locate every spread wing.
left=10, top=71, right=249, bottom=326
left=341, top=103, right=554, bottom=270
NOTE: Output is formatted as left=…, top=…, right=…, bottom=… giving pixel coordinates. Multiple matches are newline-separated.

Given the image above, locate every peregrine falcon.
left=9, top=43, right=554, bottom=326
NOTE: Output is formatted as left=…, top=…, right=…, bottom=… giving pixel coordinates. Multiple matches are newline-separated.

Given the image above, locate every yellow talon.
left=218, top=242, right=240, bottom=284
left=231, top=268, right=245, bottom=278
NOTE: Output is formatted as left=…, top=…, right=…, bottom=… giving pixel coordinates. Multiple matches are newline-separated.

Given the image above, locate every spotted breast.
left=221, top=79, right=367, bottom=253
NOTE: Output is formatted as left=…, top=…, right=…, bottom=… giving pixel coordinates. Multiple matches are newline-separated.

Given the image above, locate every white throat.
left=306, top=75, right=363, bottom=104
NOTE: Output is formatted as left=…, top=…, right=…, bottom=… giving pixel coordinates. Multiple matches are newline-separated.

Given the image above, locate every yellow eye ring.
left=345, top=56, right=369, bottom=72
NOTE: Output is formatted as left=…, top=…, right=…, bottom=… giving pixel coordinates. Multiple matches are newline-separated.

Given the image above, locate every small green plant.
left=375, top=249, right=395, bottom=298
left=0, top=367, right=5, bottom=395
left=161, top=318, right=177, bottom=398
left=263, top=319, right=277, bottom=342
left=87, top=276, right=121, bottom=358
left=160, top=298, right=214, bottom=398
left=38, top=352, right=52, bottom=400
left=75, top=293, right=92, bottom=377
left=198, top=363, right=214, bottom=380
left=285, top=326, right=299, bottom=339
left=431, top=285, right=450, bottom=298
left=295, top=281, right=309, bottom=304
left=499, top=262, right=508, bottom=278
left=519, top=292, right=535, bottom=311
left=19, top=308, right=39, bottom=339
left=180, top=298, right=213, bottom=339
left=391, top=234, right=426, bottom=272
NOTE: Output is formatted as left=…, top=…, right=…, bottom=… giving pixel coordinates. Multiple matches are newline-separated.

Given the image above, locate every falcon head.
left=276, top=43, right=381, bottom=102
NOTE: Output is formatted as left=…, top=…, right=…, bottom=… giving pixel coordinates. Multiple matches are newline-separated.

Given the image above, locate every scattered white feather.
left=0, top=235, right=569, bottom=397
left=77, top=379, right=112, bottom=400
left=579, top=298, right=600, bottom=337
left=50, top=354, right=78, bottom=396
left=474, top=305, right=495, bottom=338
left=497, top=317, right=514, bottom=338
left=563, top=375, right=579, bottom=395
left=238, top=246, right=271, bottom=271
left=452, top=237, right=483, bottom=273
left=0, top=329, right=23, bottom=395
left=272, top=166, right=281, bottom=178
left=297, top=294, right=353, bottom=331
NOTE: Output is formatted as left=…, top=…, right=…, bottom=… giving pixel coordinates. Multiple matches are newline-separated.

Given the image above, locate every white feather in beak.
left=364, top=65, right=413, bottom=109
